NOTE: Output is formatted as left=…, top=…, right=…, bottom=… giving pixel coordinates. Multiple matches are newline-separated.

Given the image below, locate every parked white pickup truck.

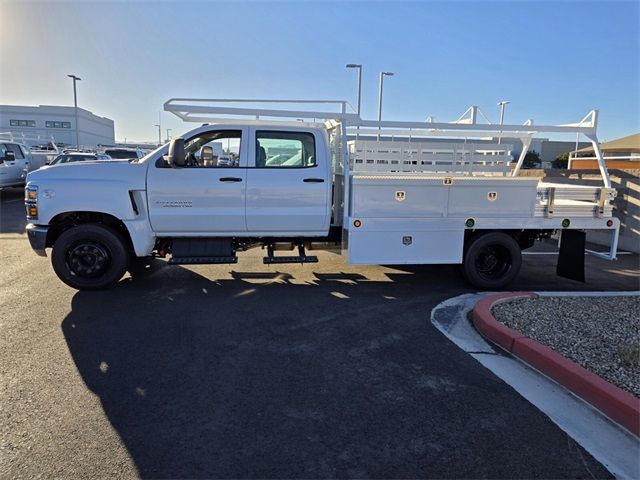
left=25, top=99, right=619, bottom=290
left=1, top=142, right=30, bottom=188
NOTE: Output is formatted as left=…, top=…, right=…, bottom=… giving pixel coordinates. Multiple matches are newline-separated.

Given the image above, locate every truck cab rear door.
left=245, top=128, right=331, bottom=235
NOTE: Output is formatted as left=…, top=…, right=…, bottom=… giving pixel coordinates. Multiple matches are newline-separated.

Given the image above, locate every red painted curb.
left=472, top=292, right=535, bottom=351
left=472, top=292, right=640, bottom=437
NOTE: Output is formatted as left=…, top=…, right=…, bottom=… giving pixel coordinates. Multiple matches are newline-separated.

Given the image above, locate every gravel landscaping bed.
left=492, top=296, right=640, bottom=398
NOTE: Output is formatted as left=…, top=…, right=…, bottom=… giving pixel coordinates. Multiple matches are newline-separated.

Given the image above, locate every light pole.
left=377, top=71, right=394, bottom=139
left=346, top=64, right=362, bottom=116
left=153, top=124, right=161, bottom=146
left=166, top=128, right=172, bottom=142
left=67, top=74, right=81, bottom=148
left=497, top=100, right=509, bottom=144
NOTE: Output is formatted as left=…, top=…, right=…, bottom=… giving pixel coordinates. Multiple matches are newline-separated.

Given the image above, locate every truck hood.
left=27, top=160, right=148, bottom=190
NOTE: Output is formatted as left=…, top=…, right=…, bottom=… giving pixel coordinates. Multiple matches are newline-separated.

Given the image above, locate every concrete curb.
left=472, top=292, right=640, bottom=437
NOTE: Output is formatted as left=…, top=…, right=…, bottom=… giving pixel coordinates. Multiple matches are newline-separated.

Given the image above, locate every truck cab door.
left=245, top=128, right=331, bottom=235
left=146, top=128, right=249, bottom=234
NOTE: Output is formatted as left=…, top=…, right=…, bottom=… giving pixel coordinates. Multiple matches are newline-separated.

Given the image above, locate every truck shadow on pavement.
left=61, top=261, right=611, bottom=479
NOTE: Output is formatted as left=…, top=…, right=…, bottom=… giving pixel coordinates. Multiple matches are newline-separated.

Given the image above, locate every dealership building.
left=0, top=104, right=115, bottom=147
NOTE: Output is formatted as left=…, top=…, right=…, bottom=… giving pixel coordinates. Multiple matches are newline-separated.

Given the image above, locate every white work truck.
left=25, top=99, right=619, bottom=290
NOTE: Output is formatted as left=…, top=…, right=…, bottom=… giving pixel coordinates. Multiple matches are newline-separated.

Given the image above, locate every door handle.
left=219, top=177, right=243, bottom=182
left=303, top=178, right=325, bottom=183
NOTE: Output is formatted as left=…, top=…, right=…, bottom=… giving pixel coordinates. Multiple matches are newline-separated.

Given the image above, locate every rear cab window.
left=255, top=131, right=316, bottom=168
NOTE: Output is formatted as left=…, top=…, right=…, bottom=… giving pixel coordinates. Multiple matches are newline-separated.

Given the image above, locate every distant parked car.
left=0, top=142, right=30, bottom=188
left=103, top=148, right=144, bottom=160
left=49, top=152, right=111, bottom=165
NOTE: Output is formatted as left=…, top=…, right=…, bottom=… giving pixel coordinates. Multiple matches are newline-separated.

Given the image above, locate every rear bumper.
left=26, top=224, right=48, bottom=257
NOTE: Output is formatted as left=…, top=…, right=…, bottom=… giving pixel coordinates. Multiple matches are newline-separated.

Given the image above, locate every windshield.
left=51, top=154, right=96, bottom=165
left=136, top=144, right=166, bottom=163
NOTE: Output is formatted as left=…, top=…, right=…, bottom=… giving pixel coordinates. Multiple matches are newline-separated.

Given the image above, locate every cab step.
left=263, top=243, right=318, bottom=264
left=263, top=255, right=318, bottom=264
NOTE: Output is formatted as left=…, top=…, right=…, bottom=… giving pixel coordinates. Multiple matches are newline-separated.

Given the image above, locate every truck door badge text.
left=156, top=200, right=193, bottom=208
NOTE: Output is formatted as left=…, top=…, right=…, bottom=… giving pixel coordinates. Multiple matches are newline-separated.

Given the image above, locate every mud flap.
left=556, top=229, right=586, bottom=282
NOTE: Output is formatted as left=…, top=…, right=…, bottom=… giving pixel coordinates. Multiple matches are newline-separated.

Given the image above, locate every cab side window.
left=255, top=131, right=316, bottom=168
left=5, top=144, right=24, bottom=159
left=183, top=130, right=241, bottom=168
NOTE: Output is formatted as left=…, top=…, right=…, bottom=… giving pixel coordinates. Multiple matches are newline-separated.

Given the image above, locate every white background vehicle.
left=0, top=142, right=30, bottom=188
left=24, top=98, right=619, bottom=290
left=49, top=152, right=112, bottom=165
left=103, top=147, right=145, bottom=160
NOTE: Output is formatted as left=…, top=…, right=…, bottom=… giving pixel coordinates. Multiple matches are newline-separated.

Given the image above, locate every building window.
left=10, top=120, right=36, bottom=127
left=45, top=121, right=71, bottom=128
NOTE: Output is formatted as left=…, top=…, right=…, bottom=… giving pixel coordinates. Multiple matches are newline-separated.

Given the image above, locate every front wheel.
left=51, top=224, right=130, bottom=290
left=462, top=232, right=522, bottom=290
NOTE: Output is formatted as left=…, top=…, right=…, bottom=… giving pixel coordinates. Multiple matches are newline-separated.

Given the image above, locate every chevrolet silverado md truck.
left=25, top=99, right=619, bottom=290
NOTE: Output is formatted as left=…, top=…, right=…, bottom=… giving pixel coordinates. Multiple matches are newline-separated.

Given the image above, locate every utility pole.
left=346, top=64, right=362, bottom=116
left=377, top=71, right=394, bottom=140
left=166, top=128, right=172, bottom=142
left=497, top=100, right=510, bottom=145
left=153, top=124, right=161, bottom=146
left=67, top=74, right=81, bottom=148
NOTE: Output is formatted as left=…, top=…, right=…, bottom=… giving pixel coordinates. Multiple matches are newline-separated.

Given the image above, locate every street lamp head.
left=382, top=71, right=394, bottom=76
left=497, top=100, right=509, bottom=106
left=346, top=64, right=361, bottom=68
left=67, top=74, right=81, bottom=81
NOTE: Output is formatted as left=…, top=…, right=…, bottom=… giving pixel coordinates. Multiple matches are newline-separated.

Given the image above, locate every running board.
left=263, top=255, right=318, bottom=265
left=169, top=256, right=238, bottom=265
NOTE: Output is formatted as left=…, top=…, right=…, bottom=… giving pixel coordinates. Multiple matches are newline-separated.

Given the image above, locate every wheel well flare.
left=47, top=211, right=133, bottom=251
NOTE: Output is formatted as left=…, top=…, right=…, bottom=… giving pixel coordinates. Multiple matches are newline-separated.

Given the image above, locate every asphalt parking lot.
left=1, top=186, right=638, bottom=478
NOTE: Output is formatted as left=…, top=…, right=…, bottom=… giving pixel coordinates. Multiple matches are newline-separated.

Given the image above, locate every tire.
left=462, top=232, right=522, bottom=290
left=51, top=224, right=130, bottom=290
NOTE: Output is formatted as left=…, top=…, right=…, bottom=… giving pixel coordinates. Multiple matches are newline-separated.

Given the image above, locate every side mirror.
left=167, top=137, right=186, bottom=167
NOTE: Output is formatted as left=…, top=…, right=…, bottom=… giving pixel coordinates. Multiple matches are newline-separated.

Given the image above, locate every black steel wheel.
left=462, top=232, right=522, bottom=289
left=52, top=224, right=129, bottom=290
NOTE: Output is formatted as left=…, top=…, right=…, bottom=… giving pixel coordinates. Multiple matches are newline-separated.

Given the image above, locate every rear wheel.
left=462, top=232, right=522, bottom=289
left=51, top=224, right=130, bottom=290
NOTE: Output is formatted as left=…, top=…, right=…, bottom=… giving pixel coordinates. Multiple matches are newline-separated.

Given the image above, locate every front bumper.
left=26, top=224, right=49, bottom=257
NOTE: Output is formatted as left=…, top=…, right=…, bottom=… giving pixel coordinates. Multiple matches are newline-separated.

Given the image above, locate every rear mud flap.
left=556, top=229, right=586, bottom=283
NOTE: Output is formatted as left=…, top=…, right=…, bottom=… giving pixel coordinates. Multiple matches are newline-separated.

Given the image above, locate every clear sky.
left=1, top=0, right=638, bottom=143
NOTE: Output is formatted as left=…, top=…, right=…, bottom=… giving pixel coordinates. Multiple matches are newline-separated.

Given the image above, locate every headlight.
left=25, top=185, right=38, bottom=219
left=26, top=186, right=38, bottom=201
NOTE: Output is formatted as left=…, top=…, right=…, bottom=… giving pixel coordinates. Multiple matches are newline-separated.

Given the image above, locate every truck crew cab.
left=25, top=98, right=619, bottom=290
